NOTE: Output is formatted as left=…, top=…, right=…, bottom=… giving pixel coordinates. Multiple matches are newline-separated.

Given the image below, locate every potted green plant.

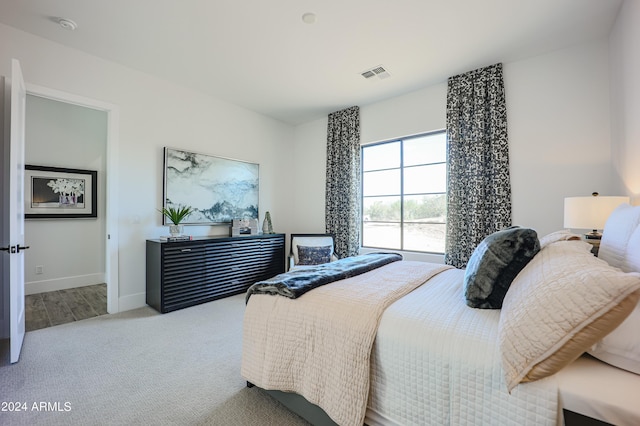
left=158, top=205, right=193, bottom=236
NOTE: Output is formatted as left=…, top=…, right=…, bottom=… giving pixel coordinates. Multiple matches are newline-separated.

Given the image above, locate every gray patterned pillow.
left=297, top=245, right=332, bottom=265
left=464, top=226, right=540, bottom=309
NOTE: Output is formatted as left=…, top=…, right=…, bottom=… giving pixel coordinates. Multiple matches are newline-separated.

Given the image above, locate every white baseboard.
left=26, top=273, right=106, bottom=295
left=117, top=292, right=146, bottom=312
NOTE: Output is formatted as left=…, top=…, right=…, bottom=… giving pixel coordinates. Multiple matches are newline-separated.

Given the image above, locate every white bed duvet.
left=367, top=268, right=559, bottom=426
left=243, top=262, right=561, bottom=426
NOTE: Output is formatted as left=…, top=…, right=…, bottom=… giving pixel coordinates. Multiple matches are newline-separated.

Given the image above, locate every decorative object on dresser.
left=163, top=147, right=259, bottom=225
left=564, top=192, right=629, bottom=255
left=262, top=211, right=274, bottom=234
left=159, top=235, right=192, bottom=242
left=231, top=218, right=259, bottom=236
left=146, top=234, right=285, bottom=313
left=158, top=204, right=193, bottom=237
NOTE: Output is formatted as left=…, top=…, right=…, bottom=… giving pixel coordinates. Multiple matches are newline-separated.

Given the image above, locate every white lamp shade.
left=564, top=196, right=630, bottom=230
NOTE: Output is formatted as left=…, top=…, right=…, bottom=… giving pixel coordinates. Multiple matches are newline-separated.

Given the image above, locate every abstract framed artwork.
left=25, top=165, right=97, bottom=219
left=163, top=147, right=259, bottom=225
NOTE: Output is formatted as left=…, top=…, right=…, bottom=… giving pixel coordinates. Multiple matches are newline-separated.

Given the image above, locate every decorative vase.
left=169, top=224, right=183, bottom=237
left=262, top=212, right=274, bottom=234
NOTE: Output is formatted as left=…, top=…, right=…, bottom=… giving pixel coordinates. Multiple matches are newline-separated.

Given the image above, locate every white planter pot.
left=169, top=224, right=183, bottom=236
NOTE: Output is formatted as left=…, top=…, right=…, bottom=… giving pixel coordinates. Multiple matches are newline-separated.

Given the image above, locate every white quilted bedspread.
left=241, top=261, right=451, bottom=426
left=367, top=268, right=560, bottom=426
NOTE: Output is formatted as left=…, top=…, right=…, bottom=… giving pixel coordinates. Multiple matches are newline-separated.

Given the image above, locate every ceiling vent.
left=361, top=65, right=391, bottom=80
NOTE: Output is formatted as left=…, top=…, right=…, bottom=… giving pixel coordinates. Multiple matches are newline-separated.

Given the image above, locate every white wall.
left=506, top=41, right=614, bottom=232
left=360, top=83, right=447, bottom=145
left=24, top=94, right=107, bottom=294
left=291, top=40, right=614, bottom=257
left=610, top=0, right=640, bottom=203
left=0, top=23, right=295, bottom=311
left=290, top=118, right=328, bottom=234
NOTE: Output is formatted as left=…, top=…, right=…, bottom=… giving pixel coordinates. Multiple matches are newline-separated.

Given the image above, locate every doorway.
left=24, top=85, right=119, bottom=316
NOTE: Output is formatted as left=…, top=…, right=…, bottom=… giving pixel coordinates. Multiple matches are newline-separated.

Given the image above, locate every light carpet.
left=0, top=294, right=311, bottom=426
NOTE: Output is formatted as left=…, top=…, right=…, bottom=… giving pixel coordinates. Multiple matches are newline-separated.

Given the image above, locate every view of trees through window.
left=361, top=131, right=447, bottom=253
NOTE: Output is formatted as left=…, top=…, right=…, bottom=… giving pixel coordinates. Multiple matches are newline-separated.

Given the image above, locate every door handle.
left=1, top=245, right=30, bottom=253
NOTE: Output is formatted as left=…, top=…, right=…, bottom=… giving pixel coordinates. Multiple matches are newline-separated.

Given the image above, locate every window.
left=361, top=131, right=447, bottom=254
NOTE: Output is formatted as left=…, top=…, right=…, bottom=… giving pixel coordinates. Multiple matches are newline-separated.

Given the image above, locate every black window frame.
left=360, top=130, right=447, bottom=254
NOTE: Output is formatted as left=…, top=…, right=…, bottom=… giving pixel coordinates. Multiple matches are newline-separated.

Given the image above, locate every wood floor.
left=25, top=284, right=107, bottom=331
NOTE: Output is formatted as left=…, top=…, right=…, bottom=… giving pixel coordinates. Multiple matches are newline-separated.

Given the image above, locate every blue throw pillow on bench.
left=297, top=245, right=333, bottom=265
left=464, top=226, right=540, bottom=309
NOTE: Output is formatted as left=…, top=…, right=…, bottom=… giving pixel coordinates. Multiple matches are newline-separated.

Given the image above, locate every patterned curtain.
left=445, top=63, right=512, bottom=268
left=325, top=106, right=361, bottom=259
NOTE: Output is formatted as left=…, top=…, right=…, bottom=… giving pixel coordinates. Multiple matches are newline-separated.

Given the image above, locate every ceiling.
left=0, top=0, right=623, bottom=125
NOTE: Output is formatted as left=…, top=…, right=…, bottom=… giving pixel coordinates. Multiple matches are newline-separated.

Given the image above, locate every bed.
left=241, top=203, right=640, bottom=426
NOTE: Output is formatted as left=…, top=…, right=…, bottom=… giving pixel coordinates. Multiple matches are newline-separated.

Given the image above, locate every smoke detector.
left=360, top=65, right=391, bottom=80
left=302, top=13, right=316, bottom=24
left=58, top=18, right=78, bottom=31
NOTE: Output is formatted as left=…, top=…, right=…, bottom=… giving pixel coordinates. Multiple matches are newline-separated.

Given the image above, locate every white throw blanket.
left=241, top=261, right=452, bottom=426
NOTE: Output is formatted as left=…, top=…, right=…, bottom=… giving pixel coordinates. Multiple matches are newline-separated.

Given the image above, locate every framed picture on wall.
left=24, top=165, right=97, bottom=219
left=163, top=147, right=259, bottom=225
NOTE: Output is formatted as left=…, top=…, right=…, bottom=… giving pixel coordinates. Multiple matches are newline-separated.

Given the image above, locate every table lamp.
left=564, top=192, right=630, bottom=240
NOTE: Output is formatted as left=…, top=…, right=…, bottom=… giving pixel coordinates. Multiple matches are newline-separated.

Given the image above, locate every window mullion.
left=400, top=139, right=404, bottom=251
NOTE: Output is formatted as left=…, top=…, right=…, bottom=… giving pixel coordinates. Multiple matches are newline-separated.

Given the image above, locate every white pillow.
left=625, top=224, right=640, bottom=272
left=588, top=222, right=640, bottom=375
left=499, top=240, right=640, bottom=391
left=598, top=203, right=640, bottom=270
left=589, top=303, right=640, bottom=375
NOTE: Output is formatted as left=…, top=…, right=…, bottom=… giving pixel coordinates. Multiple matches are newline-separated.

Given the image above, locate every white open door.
left=3, top=59, right=28, bottom=363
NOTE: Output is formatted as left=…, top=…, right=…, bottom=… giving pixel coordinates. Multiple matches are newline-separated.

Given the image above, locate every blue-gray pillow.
left=464, top=226, right=540, bottom=309
left=297, top=245, right=332, bottom=265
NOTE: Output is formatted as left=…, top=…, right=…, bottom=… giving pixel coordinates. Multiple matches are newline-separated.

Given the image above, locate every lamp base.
left=584, top=230, right=602, bottom=240
left=583, top=231, right=601, bottom=256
